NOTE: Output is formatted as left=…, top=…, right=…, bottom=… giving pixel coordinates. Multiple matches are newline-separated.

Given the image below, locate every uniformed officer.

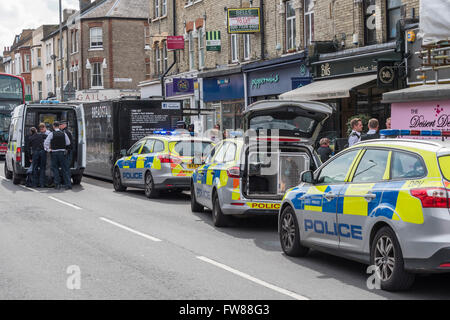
left=348, top=118, right=363, bottom=147
left=60, top=120, right=73, bottom=176
left=44, top=121, right=72, bottom=190
left=26, top=127, right=46, bottom=188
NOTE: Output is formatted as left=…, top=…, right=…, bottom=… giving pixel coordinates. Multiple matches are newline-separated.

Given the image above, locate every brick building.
left=74, top=0, right=149, bottom=101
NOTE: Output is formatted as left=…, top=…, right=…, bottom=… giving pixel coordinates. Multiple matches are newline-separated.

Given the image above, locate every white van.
left=4, top=102, right=86, bottom=185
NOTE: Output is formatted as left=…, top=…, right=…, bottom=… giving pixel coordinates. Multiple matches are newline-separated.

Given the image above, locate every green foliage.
left=346, top=114, right=372, bottom=136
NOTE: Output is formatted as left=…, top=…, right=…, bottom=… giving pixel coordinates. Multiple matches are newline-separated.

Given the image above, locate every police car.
left=190, top=100, right=333, bottom=227
left=279, top=130, right=450, bottom=291
left=113, top=132, right=213, bottom=198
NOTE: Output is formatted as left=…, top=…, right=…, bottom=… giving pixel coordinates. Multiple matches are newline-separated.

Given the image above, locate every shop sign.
left=167, top=36, right=185, bottom=50
left=392, top=100, right=450, bottom=135
left=227, top=8, right=260, bottom=33
left=206, top=31, right=221, bottom=51
left=173, top=78, right=194, bottom=95
left=162, top=102, right=181, bottom=110
left=377, top=60, right=397, bottom=88
left=291, top=77, right=312, bottom=89
left=251, top=74, right=279, bottom=89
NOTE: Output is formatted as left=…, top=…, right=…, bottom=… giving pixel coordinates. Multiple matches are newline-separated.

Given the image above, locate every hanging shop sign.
left=167, top=36, right=185, bottom=50
left=227, top=8, right=260, bottom=33
left=206, top=31, right=221, bottom=51
left=377, top=60, right=397, bottom=88
left=173, top=78, right=195, bottom=95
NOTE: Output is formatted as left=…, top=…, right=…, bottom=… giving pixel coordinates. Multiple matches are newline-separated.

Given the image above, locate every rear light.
left=410, top=188, right=449, bottom=208
left=158, top=153, right=182, bottom=164
left=16, top=147, right=22, bottom=162
left=439, top=263, right=450, bottom=268
left=231, top=202, right=245, bottom=206
left=227, top=166, right=240, bottom=179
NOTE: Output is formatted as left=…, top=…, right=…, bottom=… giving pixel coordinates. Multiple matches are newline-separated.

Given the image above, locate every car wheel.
left=72, top=174, right=82, bottom=185
left=4, top=160, right=12, bottom=180
left=279, top=206, right=309, bottom=257
left=12, top=165, right=21, bottom=185
left=190, top=183, right=204, bottom=212
left=144, top=171, right=159, bottom=198
left=113, top=167, right=127, bottom=192
left=212, top=192, right=230, bottom=227
left=370, top=227, right=415, bottom=291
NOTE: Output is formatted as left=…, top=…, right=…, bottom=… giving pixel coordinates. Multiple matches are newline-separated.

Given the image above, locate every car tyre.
left=113, top=167, right=127, bottom=192
left=144, top=171, right=159, bottom=198
left=72, top=174, right=82, bottom=185
left=370, top=226, right=415, bottom=291
left=4, top=161, right=12, bottom=180
left=212, top=192, right=230, bottom=227
left=12, top=165, right=21, bottom=185
left=279, top=206, right=309, bottom=257
left=191, top=183, right=204, bottom=212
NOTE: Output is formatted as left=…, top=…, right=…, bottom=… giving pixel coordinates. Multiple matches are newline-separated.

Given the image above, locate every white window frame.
left=37, top=48, right=42, bottom=67
left=198, top=27, right=205, bottom=69
left=244, top=34, right=251, bottom=60
left=188, top=31, right=195, bottom=70
left=231, top=34, right=238, bottom=63
left=155, top=45, right=161, bottom=75
left=162, top=0, right=167, bottom=16
left=90, top=62, right=103, bottom=88
left=154, top=0, right=160, bottom=18
left=90, top=27, right=103, bottom=49
left=286, top=0, right=296, bottom=50
left=304, top=0, right=314, bottom=46
left=25, top=54, right=31, bottom=72
left=163, top=42, right=168, bottom=72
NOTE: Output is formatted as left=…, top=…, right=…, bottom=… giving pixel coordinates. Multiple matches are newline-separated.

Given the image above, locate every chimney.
left=63, top=9, right=76, bottom=22
left=79, top=0, right=91, bottom=11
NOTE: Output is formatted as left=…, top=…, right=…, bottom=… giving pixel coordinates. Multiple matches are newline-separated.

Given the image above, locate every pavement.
left=0, top=162, right=449, bottom=300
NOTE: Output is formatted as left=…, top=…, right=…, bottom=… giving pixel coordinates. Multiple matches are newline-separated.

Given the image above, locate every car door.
left=300, top=149, right=361, bottom=248
left=121, top=140, right=145, bottom=185
left=135, top=138, right=155, bottom=186
left=338, top=148, right=391, bottom=253
left=203, top=141, right=229, bottom=208
left=194, top=144, right=218, bottom=207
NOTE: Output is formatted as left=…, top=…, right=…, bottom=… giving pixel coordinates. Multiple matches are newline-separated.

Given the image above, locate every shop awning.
left=279, top=74, right=377, bottom=101
left=382, top=84, right=450, bottom=103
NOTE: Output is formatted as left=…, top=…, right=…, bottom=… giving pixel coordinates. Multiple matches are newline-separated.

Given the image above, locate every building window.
left=231, top=34, right=238, bottom=63
left=162, top=0, right=167, bottom=16
left=188, top=31, right=195, bottom=70
left=90, top=27, right=103, bottom=48
left=38, top=81, right=43, bottom=100
left=244, top=34, right=251, bottom=60
left=286, top=1, right=296, bottom=50
left=25, top=54, right=31, bottom=72
left=198, top=27, right=205, bottom=69
left=363, top=0, right=377, bottom=45
left=387, top=0, right=402, bottom=40
left=163, top=41, right=168, bottom=72
left=304, top=0, right=314, bottom=46
left=155, top=44, right=161, bottom=75
left=145, top=59, right=151, bottom=80
left=91, top=62, right=103, bottom=88
left=37, top=48, right=42, bottom=66
left=71, top=30, right=79, bottom=53
left=154, top=0, right=160, bottom=18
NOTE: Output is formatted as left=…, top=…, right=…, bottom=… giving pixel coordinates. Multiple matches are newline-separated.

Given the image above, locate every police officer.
left=60, top=120, right=73, bottom=175
left=44, top=121, right=72, bottom=190
left=361, top=119, right=380, bottom=141
left=27, top=127, right=47, bottom=188
left=348, top=118, right=363, bottom=147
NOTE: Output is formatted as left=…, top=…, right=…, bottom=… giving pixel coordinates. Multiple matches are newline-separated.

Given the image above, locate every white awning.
left=279, top=74, right=377, bottom=101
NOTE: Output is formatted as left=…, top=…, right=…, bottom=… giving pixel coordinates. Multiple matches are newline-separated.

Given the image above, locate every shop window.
left=304, top=0, right=314, bottom=46
left=90, top=27, right=103, bottom=48
left=286, top=0, right=296, bottom=50
left=364, top=0, right=377, bottom=45
left=231, top=34, right=238, bottom=63
left=387, top=0, right=402, bottom=40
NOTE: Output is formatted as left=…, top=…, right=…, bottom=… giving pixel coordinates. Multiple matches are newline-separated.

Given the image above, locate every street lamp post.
left=59, top=0, right=64, bottom=102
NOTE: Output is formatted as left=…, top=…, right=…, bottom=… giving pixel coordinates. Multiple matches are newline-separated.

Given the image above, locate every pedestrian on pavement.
left=361, top=118, right=380, bottom=141
left=26, top=127, right=47, bottom=188
left=44, top=121, right=72, bottom=190
left=348, top=118, right=363, bottom=147
left=317, top=138, right=333, bottom=163
left=60, top=120, right=73, bottom=173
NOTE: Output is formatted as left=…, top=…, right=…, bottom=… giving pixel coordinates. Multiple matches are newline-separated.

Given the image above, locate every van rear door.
left=244, top=100, right=333, bottom=145
left=74, top=104, right=86, bottom=169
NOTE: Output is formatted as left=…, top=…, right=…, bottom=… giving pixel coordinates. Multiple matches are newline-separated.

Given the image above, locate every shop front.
left=199, top=67, right=244, bottom=131
left=243, top=53, right=311, bottom=107
left=280, top=42, right=404, bottom=139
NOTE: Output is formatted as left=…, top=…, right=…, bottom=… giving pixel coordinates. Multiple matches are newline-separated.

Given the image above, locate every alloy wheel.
left=281, top=211, right=296, bottom=250
left=374, top=236, right=395, bottom=281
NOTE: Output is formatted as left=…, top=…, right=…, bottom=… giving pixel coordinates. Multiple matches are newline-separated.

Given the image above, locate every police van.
left=4, top=101, right=86, bottom=185
left=279, top=130, right=450, bottom=291
left=191, top=100, right=333, bottom=227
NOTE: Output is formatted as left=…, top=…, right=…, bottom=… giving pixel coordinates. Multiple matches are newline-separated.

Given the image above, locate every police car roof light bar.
left=380, top=129, right=449, bottom=137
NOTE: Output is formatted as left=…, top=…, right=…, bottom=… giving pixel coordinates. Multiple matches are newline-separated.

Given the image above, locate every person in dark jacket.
left=60, top=120, right=73, bottom=173
left=361, top=118, right=380, bottom=141
left=27, top=127, right=47, bottom=187
left=44, top=121, right=71, bottom=190
left=317, top=138, right=333, bottom=163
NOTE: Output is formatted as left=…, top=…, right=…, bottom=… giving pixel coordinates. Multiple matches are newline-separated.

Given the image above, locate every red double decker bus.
left=0, top=73, right=25, bottom=157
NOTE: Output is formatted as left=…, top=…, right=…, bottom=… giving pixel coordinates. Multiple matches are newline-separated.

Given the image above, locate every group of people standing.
left=26, top=121, right=73, bottom=190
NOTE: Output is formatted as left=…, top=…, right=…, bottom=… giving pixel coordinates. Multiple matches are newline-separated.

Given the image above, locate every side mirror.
left=300, top=170, right=315, bottom=184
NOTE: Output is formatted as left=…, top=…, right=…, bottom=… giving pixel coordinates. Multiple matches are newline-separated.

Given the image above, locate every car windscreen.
left=171, top=141, right=213, bottom=157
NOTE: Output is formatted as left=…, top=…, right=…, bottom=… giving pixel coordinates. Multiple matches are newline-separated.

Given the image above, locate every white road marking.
left=21, top=185, right=39, bottom=193
left=0, top=175, right=6, bottom=180
left=197, top=256, right=309, bottom=300
left=48, top=196, right=83, bottom=210
left=99, top=217, right=162, bottom=242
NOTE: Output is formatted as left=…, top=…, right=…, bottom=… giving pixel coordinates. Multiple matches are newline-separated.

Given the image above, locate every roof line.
left=106, top=0, right=121, bottom=16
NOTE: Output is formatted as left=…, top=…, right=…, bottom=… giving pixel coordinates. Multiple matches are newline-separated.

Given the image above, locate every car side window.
left=317, top=149, right=359, bottom=184
left=205, top=145, right=217, bottom=163
left=128, top=141, right=144, bottom=155
left=352, top=149, right=390, bottom=183
left=213, top=143, right=228, bottom=163
left=153, top=140, right=165, bottom=153
left=223, top=143, right=237, bottom=163
left=140, top=139, right=154, bottom=154
left=391, top=151, right=426, bottom=179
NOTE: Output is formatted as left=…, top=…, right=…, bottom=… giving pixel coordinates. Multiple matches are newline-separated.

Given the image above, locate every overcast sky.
left=0, top=0, right=79, bottom=55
